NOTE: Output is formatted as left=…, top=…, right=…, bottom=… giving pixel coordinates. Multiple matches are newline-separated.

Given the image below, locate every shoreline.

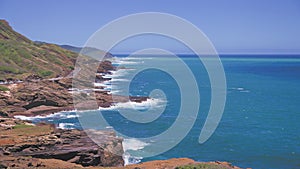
left=0, top=61, right=243, bottom=169
left=1, top=61, right=148, bottom=118
left=0, top=117, right=242, bottom=169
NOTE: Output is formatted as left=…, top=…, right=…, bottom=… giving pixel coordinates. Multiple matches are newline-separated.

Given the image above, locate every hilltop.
left=0, top=20, right=78, bottom=81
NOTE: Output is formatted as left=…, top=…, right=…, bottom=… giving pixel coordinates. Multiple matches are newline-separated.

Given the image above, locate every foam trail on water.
left=229, top=87, right=250, bottom=93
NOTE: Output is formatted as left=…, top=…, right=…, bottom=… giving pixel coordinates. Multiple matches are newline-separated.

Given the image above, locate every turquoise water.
left=24, top=55, right=300, bottom=169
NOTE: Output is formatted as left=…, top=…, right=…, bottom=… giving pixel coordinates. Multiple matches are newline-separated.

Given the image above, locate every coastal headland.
left=0, top=20, right=242, bottom=169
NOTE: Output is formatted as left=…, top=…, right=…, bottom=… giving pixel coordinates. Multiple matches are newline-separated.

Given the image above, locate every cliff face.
left=0, top=118, right=124, bottom=167
left=0, top=20, right=148, bottom=117
left=0, top=79, right=73, bottom=117
left=0, top=20, right=127, bottom=168
left=0, top=75, right=147, bottom=117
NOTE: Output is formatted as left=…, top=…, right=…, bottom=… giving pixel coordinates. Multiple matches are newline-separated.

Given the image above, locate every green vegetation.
left=0, top=65, right=20, bottom=74
left=38, top=70, right=53, bottom=77
left=0, top=19, right=78, bottom=80
left=0, top=85, right=9, bottom=91
left=12, top=124, right=34, bottom=129
left=176, top=163, right=229, bottom=169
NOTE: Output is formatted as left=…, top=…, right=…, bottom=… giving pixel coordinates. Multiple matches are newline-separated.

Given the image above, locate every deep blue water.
left=25, top=55, right=300, bottom=169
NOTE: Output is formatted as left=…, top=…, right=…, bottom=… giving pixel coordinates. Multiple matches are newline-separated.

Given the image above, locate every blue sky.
left=1, top=0, right=300, bottom=54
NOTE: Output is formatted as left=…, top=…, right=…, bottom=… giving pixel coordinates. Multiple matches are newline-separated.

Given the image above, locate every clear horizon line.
left=111, top=53, right=300, bottom=55
left=56, top=43, right=300, bottom=55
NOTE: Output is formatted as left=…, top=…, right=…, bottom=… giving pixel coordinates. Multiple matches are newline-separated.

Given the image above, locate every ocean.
left=16, top=55, right=300, bottom=169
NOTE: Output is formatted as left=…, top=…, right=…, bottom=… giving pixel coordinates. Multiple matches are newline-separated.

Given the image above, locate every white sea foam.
left=65, top=114, right=79, bottom=119
left=98, top=106, right=115, bottom=111
left=110, top=57, right=149, bottom=65
left=107, top=90, right=120, bottom=94
left=115, top=98, right=164, bottom=110
left=120, top=57, right=142, bottom=60
left=114, top=60, right=140, bottom=65
left=98, top=98, right=165, bottom=111
left=94, top=83, right=108, bottom=87
left=95, top=69, right=129, bottom=93
left=58, top=123, right=75, bottom=129
left=123, top=153, right=143, bottom=165
left=94, top=82, right=112, bottom=90
left=230, top=87, right=250, bottom=93
left=102, top=69, right=129, bottom=78
left=105, top=126, right=113, bottom=129
left=122, top=138, right=149, bottom=165
left=109, top=78, right=129, bottom=82
left=14, top=113, right=61, bottom=121
left=14, top=111, right=79, bottom=121
left=14, top=115, right=37, bottom=121
left=123, top=138, right=149, bottom=151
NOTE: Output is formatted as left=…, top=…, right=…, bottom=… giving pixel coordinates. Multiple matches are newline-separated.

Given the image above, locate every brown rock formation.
left=97, top=60, right=116, bottom=73
left=0, top=60, right=148, bottom=117
left=0, top=118, right=124, bottom=167
left=0, top=80, right=73, bottom=117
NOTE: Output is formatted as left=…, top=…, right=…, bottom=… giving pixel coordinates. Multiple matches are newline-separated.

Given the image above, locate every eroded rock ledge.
left=0, top=60, right=147, bottom=117
left=0, top=118, right=124, bottom=168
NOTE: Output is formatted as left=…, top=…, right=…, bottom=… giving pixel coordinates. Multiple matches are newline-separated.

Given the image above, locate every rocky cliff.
left=0, top=74, right=147, bottom=117
left=0, top=20, right=243, bottom=169
left=0, top=19, right=141, bottom=168
left=0, top=118, right=124, bottom=167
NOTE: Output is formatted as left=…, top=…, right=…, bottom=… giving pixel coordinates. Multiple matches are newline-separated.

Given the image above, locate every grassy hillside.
left=0, top=20, right=78, bottom=80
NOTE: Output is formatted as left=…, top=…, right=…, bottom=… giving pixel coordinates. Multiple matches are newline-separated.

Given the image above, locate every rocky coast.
left=0, top=61, right=242, bottom=169
left=0, top=59, right=135, bottom=168
left=0, top=19, right=242, bottom=169
left=0, top=118, right=241, bottom=169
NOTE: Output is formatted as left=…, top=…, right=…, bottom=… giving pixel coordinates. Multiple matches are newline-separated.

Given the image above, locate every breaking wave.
left=14, top=111, right=79, bottom=121
left=122, top=138, right=149, bottom=165
left=58, top=123, right=75, bottom=129
left=98, top=98, right=165, bottom=111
